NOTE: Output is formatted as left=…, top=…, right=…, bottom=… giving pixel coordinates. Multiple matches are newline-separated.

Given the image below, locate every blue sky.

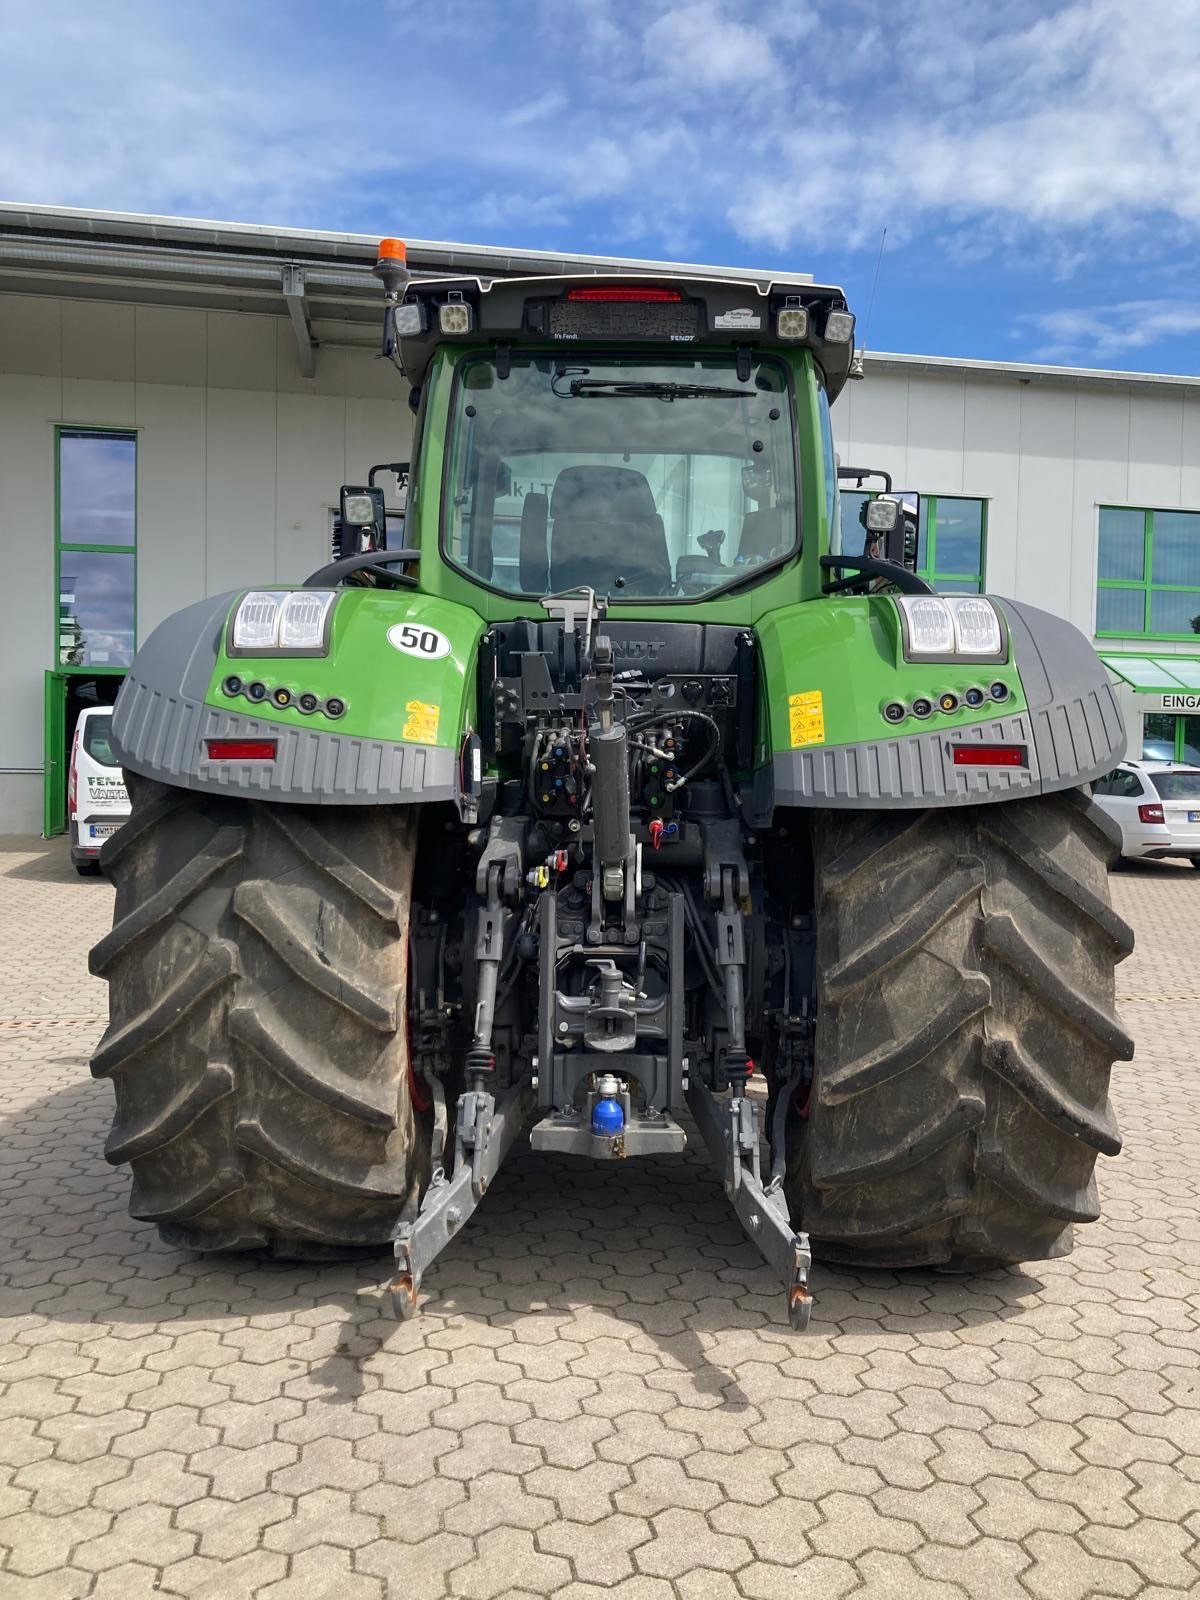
left=3, top=0, right=1199, bottom=373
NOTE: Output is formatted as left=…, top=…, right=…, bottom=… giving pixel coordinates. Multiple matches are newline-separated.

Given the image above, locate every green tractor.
left=89, top=241, right=1133, bottom=1329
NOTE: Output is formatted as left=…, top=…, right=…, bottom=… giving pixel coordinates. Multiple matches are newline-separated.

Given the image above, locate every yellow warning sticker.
left=402, top=699, right=441, bottom=743
left=788, top=690, right=825, bottom=748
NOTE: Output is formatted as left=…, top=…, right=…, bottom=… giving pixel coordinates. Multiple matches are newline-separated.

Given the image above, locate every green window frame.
left=916, top=495, right=988, bottom=593
left=839, top=490, right=988, bottom=591
left=55, top=426, right=137, bottom=674
left=1096, top=505, right=1200, bottom=641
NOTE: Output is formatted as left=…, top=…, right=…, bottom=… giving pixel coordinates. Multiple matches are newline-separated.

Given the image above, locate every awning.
left=1099, top=654, right=1200, bottom=692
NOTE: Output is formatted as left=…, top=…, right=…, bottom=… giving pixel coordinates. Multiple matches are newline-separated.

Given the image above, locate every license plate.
left=88, top=823, right=118, bottom=841
left=1190, top=812, right=1200, bottom=824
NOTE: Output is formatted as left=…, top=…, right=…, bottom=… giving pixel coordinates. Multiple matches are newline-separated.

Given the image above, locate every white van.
left=68, top=707, right=130, bottom=875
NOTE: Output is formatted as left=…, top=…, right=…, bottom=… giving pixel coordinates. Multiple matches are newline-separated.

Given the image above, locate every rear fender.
left=112, top=588, right=485, bottom=806
left=752, top=594, right=1125, bottom=816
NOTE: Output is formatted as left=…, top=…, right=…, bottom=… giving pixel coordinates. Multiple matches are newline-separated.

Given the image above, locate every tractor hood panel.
left=753, top=594, right=1125, bottom=813
left=110, top=588, right=484, bottom=805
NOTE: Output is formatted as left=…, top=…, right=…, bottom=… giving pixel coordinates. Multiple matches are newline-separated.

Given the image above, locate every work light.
left=230, top=590, right=338, bottom=655
left=438, top=295, right=473, bottom=335
left=895, top=596, right=1006, bottom=662
left=824, top=310, right=855, bottom=344
left=342, top=492, right=376, bottom=525
left=863, top=497, right=900, bottom=534
left=897, top=596, right=955, bottom=656
left=392, top=302, right=426, bottom=337
left=776, top=298, right=809, bottom=339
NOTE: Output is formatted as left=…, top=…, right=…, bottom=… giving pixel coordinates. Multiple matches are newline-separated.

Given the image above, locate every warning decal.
left=788, top=691, right=825, bottom=748
left=402, top=700, right=441, bottom=743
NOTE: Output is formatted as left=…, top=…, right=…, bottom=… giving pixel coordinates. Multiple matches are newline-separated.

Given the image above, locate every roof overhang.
left=0, top=202, right=810, bottom=372
left=1099, top=653, right=1200, bottom=693
left=864, top=350, right=1200, bottom=397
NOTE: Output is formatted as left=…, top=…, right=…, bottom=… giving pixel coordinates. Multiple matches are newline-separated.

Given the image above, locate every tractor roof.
left=388, top=269, right=856, bottom=398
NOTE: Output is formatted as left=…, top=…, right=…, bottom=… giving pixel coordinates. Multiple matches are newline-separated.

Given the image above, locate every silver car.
left=1093, top=760, right=1200, bottom=868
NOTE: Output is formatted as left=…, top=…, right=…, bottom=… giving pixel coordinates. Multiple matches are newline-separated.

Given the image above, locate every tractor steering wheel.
left=304, top=550, right=420, bottom=589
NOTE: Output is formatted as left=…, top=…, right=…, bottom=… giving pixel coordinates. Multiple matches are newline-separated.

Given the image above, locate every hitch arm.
left=685, top=1075, right=813, bottom=1331
left=389, top=1078, right=534, bottom=1319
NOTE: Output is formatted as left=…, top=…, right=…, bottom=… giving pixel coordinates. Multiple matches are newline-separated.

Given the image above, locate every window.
left=919, top=497, right=987, bottom=593
left=57, top=429, right=136, bottom=668
left=442, top=351, right=798, bottom=601
left=82, top=713, right=118, bottom=767
left=1097, top=506, right=1200, bottom=638
left=1142, top=710, right=1200, bottom=765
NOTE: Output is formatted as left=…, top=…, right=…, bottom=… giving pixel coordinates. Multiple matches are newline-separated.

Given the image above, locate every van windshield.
left=442, top=352, right=798, bottom=600
left=82, top=715, right=118, bottom=767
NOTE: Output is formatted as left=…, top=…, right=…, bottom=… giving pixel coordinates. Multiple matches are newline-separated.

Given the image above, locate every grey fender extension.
left=756, top=597, right=1126, bottom=814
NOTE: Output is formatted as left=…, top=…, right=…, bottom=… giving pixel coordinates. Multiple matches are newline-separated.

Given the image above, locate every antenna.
left=849, top=227, right=887, bottom=381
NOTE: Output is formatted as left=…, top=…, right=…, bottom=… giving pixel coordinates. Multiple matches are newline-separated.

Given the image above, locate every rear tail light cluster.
left=1139, top=802, right=1166, bottom=824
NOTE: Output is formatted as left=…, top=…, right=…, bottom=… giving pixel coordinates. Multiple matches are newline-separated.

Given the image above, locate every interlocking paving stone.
left=3, top=836, right=1200, bottom=1597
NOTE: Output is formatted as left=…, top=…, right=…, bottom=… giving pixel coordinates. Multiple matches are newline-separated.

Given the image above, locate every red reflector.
left=205, top=739, right=277, bottom=761
left=952, top=744, right=1027, bottom=767
left=566, top=284, right=682, bottom=303
left=1138, top=802, right=1165, bottom=824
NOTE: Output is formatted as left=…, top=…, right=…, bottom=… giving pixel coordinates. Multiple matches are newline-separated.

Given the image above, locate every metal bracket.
left=281, top=264, right=316, bottom=379
left=389, top=1078, right=534, bottom=1318
left=685, top=1075, right=813, bottom=1330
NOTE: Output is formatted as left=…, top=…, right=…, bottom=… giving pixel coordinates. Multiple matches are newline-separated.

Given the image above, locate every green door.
left=43, top=670, right=68, bottom=838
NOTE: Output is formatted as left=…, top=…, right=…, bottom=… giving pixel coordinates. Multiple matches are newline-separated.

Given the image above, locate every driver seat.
left=548, top=466, right=670, bottom=593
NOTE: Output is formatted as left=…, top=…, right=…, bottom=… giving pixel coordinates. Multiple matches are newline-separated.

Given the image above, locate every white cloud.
left=1017, top=301, right=1200, bottom=361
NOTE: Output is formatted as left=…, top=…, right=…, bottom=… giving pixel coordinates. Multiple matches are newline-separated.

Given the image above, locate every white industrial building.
left=1, top=203, right=1197, bottom=835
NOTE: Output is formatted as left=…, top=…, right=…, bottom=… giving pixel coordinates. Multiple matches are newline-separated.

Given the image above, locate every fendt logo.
left=610, top=640, right=665, bottom=661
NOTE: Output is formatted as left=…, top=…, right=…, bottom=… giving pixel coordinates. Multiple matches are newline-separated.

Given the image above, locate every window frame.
left=917, top=494, right=988, bottom=593
left=1095, top=504, right=1200, bottom=641
left=55, top=426, right=138, bottom=675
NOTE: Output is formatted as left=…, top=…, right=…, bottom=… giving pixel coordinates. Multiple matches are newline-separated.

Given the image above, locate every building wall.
left=0, top=292, right=411, bottom=831
left=831, top=365, right=1200, bottom=645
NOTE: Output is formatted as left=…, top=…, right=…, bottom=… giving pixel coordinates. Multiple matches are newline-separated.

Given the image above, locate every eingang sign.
left=1139, top=692, right=1200, bottom=712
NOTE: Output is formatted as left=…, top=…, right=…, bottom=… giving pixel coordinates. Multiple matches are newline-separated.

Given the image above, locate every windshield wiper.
left=555, top=377, right=755, bottom=402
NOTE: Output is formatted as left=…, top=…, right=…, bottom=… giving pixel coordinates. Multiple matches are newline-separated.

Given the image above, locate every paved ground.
left=2, top=834, right=1199, bottom=1600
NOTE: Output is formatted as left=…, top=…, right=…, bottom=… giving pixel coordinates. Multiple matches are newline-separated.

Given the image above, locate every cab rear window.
left=1150, top=771, right=1200, bottom=801
left=82, top=716, right=118, bottom=767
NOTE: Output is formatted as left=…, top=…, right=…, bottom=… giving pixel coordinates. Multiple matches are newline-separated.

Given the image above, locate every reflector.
left=951, top=745, right=1026, bottom=767
left=205, top=740, right=277, bottom=760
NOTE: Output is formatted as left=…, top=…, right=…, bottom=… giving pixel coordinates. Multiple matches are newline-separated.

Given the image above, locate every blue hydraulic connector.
left=591, top=1074, right=625, bottom=1137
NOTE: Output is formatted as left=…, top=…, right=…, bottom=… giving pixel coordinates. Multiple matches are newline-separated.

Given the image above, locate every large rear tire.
left=89, top=774, right=429, bottom=1256
left=786, top=789, right=1134, bottom=1270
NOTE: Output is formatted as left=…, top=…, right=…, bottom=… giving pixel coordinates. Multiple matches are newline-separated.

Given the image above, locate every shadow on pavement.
left=9, top=1072, right=1046, bottom=1414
